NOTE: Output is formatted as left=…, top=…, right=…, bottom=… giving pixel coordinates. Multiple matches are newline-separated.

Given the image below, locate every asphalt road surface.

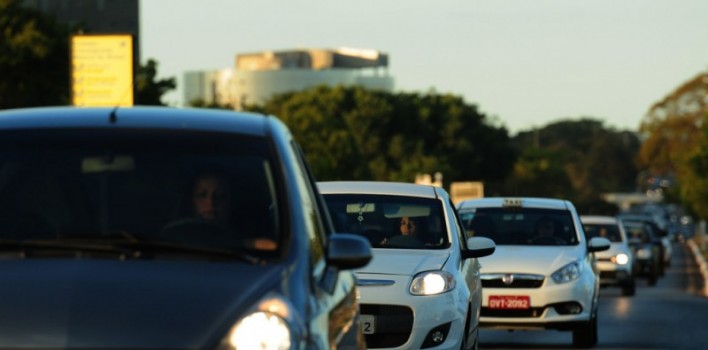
left=479, top=241, right=708, bottom=350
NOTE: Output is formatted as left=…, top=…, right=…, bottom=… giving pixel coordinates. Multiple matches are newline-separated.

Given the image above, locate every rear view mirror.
left=82, top=155, right=134, bottom=173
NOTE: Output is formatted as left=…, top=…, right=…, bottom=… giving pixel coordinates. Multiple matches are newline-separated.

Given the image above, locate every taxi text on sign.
left=71, top=35, right=134, bottom=107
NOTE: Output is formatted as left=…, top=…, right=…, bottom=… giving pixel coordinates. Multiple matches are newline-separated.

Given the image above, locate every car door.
left=291, top=142, right=363, bottom=350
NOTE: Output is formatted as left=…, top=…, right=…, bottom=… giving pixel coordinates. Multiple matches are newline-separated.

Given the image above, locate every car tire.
left=572, top=310, right=598, bottom=348
left=648, top=273, right=657, bottom=286
left=460, top=307, right=477, bottom=350
left=622, top=279, right=636, bottom=296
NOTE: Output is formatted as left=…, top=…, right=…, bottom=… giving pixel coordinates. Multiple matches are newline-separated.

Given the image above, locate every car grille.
left=480, top=274, right=545, bottom=288
left=359, top=304, right=413, bottom=348
left=481, top=307, right=546, bottom=318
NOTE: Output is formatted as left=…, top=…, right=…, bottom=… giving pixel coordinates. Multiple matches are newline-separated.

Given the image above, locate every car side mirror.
left=327, top=233, right=372, bottom=270
left=587, top=237, right=611, bottom=253
left=462, top=236, right=496, bottom=259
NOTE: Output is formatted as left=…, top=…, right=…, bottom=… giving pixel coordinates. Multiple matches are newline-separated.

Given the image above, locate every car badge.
left=502, top=274, right=514, bottom=285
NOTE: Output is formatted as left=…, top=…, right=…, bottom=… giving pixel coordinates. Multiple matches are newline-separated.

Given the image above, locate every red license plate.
left=488, top=295, right=530, bottom=309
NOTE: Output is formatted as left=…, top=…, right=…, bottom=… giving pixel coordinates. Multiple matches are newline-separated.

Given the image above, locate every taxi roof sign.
left=502, top=198, right=523, bottom=208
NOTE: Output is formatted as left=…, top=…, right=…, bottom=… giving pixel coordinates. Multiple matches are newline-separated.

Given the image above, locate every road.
left=479, top=241, right=708, bottom=349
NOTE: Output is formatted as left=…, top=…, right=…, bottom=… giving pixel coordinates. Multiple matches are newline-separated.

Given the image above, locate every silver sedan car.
left=319, top=181, right=495, bottom=350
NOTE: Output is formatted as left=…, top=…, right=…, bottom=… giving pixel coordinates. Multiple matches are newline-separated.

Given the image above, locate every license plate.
left=359, top=314, right=375, bottom=334
left=488, top=295, right=530, bottom=309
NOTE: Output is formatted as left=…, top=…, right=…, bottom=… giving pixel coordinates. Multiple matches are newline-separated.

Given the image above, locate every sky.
left=140, top=0, right=708, bottom=135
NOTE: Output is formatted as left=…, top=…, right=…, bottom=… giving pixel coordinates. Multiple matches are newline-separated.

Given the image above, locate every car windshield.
left=459, top=207, right=578, bottom=246
left=623, top=222, right=652, bottom=245
left=323, top=194, right=449, bottom=249
left=583, top=223, right=623, bottom=243
left=0, top=129, right=282, bottom=260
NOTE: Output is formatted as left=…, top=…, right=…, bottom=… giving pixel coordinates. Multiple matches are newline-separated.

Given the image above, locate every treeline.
left=248, top=85, right=641, bottom=214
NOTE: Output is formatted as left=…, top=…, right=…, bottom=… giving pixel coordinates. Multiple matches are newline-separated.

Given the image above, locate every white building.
left=183, top=48, right=394, bottom=109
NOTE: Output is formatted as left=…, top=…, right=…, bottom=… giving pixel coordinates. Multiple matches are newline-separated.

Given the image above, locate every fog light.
left=553, top=302, right=583, bottom=315
left=421, top=322, right=451, bottom=349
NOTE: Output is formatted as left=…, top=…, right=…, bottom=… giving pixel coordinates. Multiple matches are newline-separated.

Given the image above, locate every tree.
left=507, top=118, right=639, bottom=212
left=638, top=72, right=708, bottom=217
left=135, top=59, right=176, bottom=106
left=188, top=98, right=233, bottom=110
left=0, top=0, right=70, bottom=109
left=250, top=85, right=516, bottom=184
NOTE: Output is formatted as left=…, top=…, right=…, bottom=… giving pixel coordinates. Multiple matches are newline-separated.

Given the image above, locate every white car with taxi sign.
left=456, top=197, right=610, bottom=348
left=319, top=181, right=496, bottom=350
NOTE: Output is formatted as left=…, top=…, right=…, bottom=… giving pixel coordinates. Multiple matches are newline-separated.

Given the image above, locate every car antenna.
left=109, top=106, right=119, bottom=124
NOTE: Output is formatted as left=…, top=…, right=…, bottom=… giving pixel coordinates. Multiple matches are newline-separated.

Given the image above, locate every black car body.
left=0, top=106, right=371, bottom=349
left=622, top=220, right=661, bottom=286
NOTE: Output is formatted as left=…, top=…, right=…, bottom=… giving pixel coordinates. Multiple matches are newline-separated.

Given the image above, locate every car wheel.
left=622, top=279, right=636, bottom=296
left=648, top=273, right=657, bottom=286
left=572, top=310, right=597, bottom=348
left=460, top=307, right=476, bottom=350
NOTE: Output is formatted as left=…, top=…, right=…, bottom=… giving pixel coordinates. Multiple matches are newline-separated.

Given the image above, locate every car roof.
left=317, top=181, right=441, bottom=199
left=580, top=215, right=619, bottom=224
left=457, top=197, right=572, bottom=210
left=0, top=106, right=271, bottom=136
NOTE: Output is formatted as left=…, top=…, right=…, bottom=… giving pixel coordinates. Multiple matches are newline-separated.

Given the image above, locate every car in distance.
left=0, top=106, right=372, bottom=349
left=457, top=197, right=610, bottom=348
left=580, top=215, right=635, bottom=296
left=622, top=220, right=662, bottom=286
left=318, top=181, right=496, bottom=350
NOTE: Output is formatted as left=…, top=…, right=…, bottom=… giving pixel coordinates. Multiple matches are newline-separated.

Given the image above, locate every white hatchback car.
left=456, top=197, right=610, bottom=348
left=580, top=215, right=636, bottom=296
left=319, top=181, right=496, bottom=350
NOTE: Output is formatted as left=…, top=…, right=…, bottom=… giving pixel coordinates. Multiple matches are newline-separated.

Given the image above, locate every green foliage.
left=507, top=118, right=639, bottom=212
left=639, top=72, right=708, bottom=218
left=188, top=98, right=233, bottom=110
left=135, top=59, right=176, bottom=106
left=0, top=0, right=70, bottom=108
left=251, top=85, right=516, bottom=184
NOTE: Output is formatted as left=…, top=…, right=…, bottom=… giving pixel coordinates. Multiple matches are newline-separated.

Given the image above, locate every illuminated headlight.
left=612, top=253, right=630, bottom=265
left=552, top=261, right=582, bottom=284
left=636, top=248, right=652, bottom=259
left=410, top=271, right=456, bottom=295
left=226, top=311, right=292, bottom=350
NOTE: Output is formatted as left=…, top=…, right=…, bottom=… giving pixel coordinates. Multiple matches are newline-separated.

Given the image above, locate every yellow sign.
left=71, top=35, right=134, bottom=107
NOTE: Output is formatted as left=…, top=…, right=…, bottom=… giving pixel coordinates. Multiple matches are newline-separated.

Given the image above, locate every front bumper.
left=356, top=275, right=471, bottom=349
left=596, top=260, right=633, bottom=286
left=479, top=273, right=595, bottom=330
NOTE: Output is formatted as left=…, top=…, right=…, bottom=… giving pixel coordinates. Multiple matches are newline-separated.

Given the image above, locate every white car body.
left=456, top=197, right=610, bottom=348
left=318, top=181, right=495, bottom=350
left=580, top=215, right=636, bottom=296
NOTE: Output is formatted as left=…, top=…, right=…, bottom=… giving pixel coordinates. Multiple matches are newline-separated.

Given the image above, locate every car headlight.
left=410, top=271, right=456, bottom=295
left=551, top=261, right=582, bottom=284
left=612, top=253, right=630, bottom=265
left=636, top=248, right=652, bottom=259
left=226, top=311, right=292, bottom=350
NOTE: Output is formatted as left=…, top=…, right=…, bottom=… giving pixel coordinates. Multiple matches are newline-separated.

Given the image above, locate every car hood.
left=356, top=249, right=450, bottom=276
left=479, top=245, right=584, bottom=274
left=0, top=259, right=284, bottom=348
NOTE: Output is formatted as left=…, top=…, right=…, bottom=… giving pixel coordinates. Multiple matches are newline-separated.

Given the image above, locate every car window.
left=0, top=129, right=282, bottom=259
left=290, top=141, right=326, bottom=264
left=322, top=194, right=449, bottom=249
left=459, top=207, right=579, bottom=246
left=582, top=223, right=623, bottom=242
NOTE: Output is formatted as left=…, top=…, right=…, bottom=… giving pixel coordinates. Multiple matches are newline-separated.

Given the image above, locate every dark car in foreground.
left=0, top=106, right=372, bottom=349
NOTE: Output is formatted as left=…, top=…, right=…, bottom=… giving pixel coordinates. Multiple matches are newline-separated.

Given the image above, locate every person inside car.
left=381, top=216, right=426, bottom=248
left=191, top=170, right=232, bottom=223
left=529, top=217, right=565, bottom=245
